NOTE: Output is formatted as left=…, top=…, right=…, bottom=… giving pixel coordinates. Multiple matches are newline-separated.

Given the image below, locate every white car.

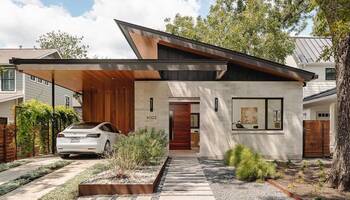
left=56, top=122, right=121, bottom=158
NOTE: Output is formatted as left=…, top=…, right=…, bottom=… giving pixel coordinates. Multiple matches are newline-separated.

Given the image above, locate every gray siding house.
left=0, top=48, right=74, bottom=124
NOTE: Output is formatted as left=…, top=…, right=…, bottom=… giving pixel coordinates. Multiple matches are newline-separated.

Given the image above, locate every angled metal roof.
left=115, top=20, right=316, bottom=82
left=303, top=87, right=336, bottom=102
left=293, top=37, right=334, bottom=64
left=0, top=48, right=59, bottom=65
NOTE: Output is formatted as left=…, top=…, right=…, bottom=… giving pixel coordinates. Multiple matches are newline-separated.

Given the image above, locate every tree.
left=164, top=0, right=311, bottom=63
left=36, top=31, right=89, bottom=59
left=311, top=0, right=350, bottom=191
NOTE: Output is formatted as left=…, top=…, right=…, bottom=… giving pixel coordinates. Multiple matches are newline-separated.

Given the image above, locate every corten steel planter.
left=79, top=157, right=169, bottom=196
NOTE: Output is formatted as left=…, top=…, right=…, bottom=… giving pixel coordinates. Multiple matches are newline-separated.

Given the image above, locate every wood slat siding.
left=303, top=120, right=330, bottom=158
left=83, top=78, right=134, bottom=134
left=0, top=125, right=16, bottom=163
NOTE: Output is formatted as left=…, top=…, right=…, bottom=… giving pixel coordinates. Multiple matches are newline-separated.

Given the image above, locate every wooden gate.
left=303, top=120, right=330, bottom=157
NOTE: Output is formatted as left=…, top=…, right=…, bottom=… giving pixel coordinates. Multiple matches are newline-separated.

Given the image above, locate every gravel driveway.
left=199, top=159, right=292, bottom=200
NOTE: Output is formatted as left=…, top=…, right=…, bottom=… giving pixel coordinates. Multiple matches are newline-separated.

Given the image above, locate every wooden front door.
left=169, top=103, right=191, bottom=150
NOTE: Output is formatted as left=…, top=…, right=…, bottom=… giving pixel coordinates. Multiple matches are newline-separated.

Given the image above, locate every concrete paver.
left=0, top=158, right=103, bottom=200
left=0, top=156, right=60, bottom=185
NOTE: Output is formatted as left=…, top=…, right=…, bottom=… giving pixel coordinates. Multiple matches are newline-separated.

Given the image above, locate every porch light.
left=150, top=97, right=154, bottom=112
left=215, top=97, right=218, bottom=112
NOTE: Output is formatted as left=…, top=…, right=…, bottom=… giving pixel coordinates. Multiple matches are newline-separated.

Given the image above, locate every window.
left=71, top=122, right=100, bottom=129
left=101, top=124, right=117, bottom=133
left=1, top=68, right=15, bottom=91
left=232, top=98, right=283, bottom=130
left=44, top=80, right=49, bottom=85
left=37, top=78, right=43, bottom=83
left=190, top=113, right=200, bottom=128
left=325, top=68, right=336, bottom=80
left=30, top=75, right=36, bottom=81
left=65, top=96, right=70, bottom=107
left=316, top=112, right=330, bottom=120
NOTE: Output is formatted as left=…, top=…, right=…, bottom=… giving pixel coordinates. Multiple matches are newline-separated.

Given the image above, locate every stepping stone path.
left=159, top=157, right=215, bottom=200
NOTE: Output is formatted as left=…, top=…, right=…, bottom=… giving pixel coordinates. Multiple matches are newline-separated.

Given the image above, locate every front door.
left=169, top=103, right=191, bottom=150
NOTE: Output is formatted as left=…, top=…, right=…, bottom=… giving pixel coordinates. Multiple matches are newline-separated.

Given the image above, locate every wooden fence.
left=0, top=125, right=16, bottom=162
left=303, top=120, right=330, bottom=158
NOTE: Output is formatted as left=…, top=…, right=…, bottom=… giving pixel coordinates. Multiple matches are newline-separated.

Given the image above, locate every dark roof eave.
left=303, top=87, right=336, bottom=102
left=115, top=19, right=316, bottom=82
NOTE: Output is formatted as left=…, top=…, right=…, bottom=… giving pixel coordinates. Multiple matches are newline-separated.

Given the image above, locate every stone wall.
left=135, top=81, right=303, bottom=160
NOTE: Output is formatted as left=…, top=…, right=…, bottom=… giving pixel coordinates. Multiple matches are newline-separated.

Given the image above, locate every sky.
left=0, top=0, right=312, bottom=58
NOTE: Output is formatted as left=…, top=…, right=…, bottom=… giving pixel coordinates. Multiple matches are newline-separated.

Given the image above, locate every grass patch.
left=39, top=163, right=108, bottom=200
left=0, top=160, right=32, bottom=173
left=0, top=160, right=72, bottom=196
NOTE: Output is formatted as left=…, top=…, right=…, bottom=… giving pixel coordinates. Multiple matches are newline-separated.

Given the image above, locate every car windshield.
left=70, top=122, right=100, bottom=129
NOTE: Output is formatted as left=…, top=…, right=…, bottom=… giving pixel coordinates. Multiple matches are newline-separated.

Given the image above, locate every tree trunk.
left=328, top=34, right=350, bottom=191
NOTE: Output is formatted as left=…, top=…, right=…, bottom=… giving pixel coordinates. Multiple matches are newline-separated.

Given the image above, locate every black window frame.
left=231, top=97, right=284, bottom=131
left=1, top=68, right=15, bottom=91
left=325, top=68, right=336, bottom=80
left=37, top=78, right=43, bottom=83
left=30, top=75, right=36, bottom=81
left=190, top=113, right=200, bottom=129
left=65, top=96, right=70, bottom=107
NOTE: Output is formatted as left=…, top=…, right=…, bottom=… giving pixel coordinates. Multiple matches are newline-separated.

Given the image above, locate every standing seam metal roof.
left=293, top=37, right=334, bottom=64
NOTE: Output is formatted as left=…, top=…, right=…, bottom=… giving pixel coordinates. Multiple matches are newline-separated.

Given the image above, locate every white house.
left=0, top=48, right=75, bottom=124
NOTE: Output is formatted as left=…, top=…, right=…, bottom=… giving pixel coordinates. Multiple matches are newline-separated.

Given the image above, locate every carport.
left=10, top=58, right=227, bottom=135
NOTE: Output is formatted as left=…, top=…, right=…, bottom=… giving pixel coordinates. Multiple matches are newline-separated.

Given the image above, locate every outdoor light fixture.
left=215, top=97, right=218, bottom=112
left=150, top=97, right=154, bottom=112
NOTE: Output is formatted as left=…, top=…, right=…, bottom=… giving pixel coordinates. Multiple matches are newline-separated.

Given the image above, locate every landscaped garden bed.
left=270, top=159, right=350, bottom=200
left=79, top=128, right=168, bottom=196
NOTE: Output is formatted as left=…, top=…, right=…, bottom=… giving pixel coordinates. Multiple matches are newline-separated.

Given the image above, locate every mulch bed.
left=273, top=159, right=350, bottom=200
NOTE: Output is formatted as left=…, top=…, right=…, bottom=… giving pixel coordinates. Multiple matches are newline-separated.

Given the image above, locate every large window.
left=232, top=98, right=283, bottom=130
left=1, top=68, right=15, bottom=91
left=325, top=68, right=336, bottom=80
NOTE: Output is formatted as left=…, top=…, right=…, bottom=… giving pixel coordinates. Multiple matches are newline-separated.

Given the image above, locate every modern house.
left=10, top=20, right=316, bottom=160
left=0, top=48, right=75, bottom=124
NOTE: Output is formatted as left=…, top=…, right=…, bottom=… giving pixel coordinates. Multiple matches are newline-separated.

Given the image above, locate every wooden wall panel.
left=303, top=120, right=330, bottom=158
left=83, top=78, right=134, bottom=134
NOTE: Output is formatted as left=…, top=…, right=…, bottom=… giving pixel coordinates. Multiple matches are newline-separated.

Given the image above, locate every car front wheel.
left=103, top=141, right=112, bottom=156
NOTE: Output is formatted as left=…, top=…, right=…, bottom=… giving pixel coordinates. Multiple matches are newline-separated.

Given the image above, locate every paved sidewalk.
left=0, top=156, right=60, bottom=185
left=0, top=158, right=102, bottom=200
left=159, top=157, right=215, bottom=200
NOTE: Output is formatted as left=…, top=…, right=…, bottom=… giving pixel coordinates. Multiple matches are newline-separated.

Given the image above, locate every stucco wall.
left=135, top=81, right=303, bottom=160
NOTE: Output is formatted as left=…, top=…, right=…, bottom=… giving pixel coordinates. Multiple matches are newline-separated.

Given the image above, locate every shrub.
left=224, top=144, right=246, bottom=167
left=110, top=128, right=167, bottom=176
left=235, top=146, right=277, bottom=181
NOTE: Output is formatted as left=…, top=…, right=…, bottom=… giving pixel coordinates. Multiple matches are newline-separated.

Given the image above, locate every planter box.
left=79, top=157, right=169, bottom=196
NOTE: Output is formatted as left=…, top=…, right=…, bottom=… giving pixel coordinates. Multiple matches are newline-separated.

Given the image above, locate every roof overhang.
left=303, top=87, right=336, bottom=106
left=10, top=58, right=227, bottom=92
left=115, top=19, right=316, bottom=82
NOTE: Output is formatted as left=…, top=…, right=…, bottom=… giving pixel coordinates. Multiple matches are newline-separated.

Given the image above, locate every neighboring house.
left=286, top=37, right=337, bottom=153
left=0, top=48, right=74, bottom=124
left=286, top=37, right=336, bottom=98
left=11, top=20, right=317, bottom=160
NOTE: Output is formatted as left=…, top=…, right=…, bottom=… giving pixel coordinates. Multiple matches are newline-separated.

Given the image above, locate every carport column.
left=51, top=72, right=56, bottom=154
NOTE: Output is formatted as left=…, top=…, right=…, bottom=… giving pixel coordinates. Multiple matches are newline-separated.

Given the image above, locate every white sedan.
left=56, top=122, right=121, bottom=158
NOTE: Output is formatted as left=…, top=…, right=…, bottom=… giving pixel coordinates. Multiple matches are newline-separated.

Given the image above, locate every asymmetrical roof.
left=115, top=20, right=316, bottom=82
left=0, top=48, right=59, bottom=65
left=293, top=37, right=334, bottom=64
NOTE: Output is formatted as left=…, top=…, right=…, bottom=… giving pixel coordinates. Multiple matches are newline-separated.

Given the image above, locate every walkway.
left=159, top=157, right=215, bottom=200
left=0, top=157, right=102, bottom=200
left=0, top=156, right=60, bottom=185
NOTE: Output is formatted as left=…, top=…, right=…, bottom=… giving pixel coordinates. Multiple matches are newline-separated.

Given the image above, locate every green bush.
left=235, top=147, right=277, bottom=181
left=224, top=144, right=245, bottom=167
left=110, top=128, right=167, bottom=176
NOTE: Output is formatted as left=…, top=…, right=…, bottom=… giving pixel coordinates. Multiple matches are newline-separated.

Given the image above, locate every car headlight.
left=86, top=133, right=101, bottom=138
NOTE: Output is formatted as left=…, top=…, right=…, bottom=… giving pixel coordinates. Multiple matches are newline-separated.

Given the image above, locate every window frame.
left=325, top=68, right=336, bottom=80
left=30, top=75, right=36, bottom=81
left=190, top=113, right=200, bottom=129
left=231, top=97, right=284, bottom=131
left=65, top=96, right=70, bottom=107
left=37, top=78, right=43, bottom=83
left=0, top=68, right=16, bottom=92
